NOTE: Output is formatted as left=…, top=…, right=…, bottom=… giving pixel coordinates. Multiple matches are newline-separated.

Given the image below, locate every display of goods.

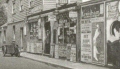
left=29, top=43, right=31, bottom=52
left=36, top=43, right=42, bottom=53
left=55, top=44, right=59, bottom=58
left=58, top=46, right=67, bottom=58
left=27, top=42, right=29, bottom=52
left=34, top=43, right=37, bottom=53
left=31, top=43, right=34, bottom=53
left=50, top=45, right=54, bottom=57
left=66, top=44, right=71, bottom=60
left=70, top=45, right=76, bottom=62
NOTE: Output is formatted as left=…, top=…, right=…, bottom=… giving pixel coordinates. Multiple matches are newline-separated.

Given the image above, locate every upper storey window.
left=29, top=0, right=34, bottom=8
left=58, top=0, right=68, bottom=4
left=12, top=1, right=15, bottom=14
left=20, top=0, right=24, bottom=11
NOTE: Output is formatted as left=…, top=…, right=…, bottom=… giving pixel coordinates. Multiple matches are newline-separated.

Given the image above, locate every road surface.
left=0, top=51, right=68, bottom=69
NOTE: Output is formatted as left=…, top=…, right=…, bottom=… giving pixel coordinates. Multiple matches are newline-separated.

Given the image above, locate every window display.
left=58, top=12, right=77, bottom=44
left=29, top=22, right=38, bottom=39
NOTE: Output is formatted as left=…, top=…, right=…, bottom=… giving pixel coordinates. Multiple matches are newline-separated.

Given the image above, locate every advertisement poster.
left=106, top=1, right=120, bottom=64
left=106, top=1, right=119, bottom=42
left=81, top=3, right=105, bottom=64
left=81, top=19, right=92, bottom=62
left=92, top=22, right=105, bottom=64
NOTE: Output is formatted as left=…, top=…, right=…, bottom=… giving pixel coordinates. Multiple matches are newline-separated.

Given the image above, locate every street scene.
left=0, top=0, right=120, bottom=69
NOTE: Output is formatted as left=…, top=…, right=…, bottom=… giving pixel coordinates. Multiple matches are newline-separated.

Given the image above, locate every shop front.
left=41, top=10, right=55, bottom=55
left=53, top=3, right=78, bottom=62
left=26, top=15, right=43, bottom=54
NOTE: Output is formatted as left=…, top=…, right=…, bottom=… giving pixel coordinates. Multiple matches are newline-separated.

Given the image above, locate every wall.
left=6, top=22, right=27, bottom=51
left=43, top=0, right=57, bottom=11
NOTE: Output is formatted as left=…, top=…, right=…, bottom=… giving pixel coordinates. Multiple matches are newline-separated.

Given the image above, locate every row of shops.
left=2, top=0, right=120, bottom=66
left=25, top=0, right=120, bottom=66
left=26, top=3, right=78, bottom=63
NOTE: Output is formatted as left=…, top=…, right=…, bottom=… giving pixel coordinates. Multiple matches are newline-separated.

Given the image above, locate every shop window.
left=70, top=21, right=76, bottom=44
left=29, top=22, right=38, bottom=39
left=58, top=12, right=77, bottom=44
left=58, top=27, right=64, bottom=44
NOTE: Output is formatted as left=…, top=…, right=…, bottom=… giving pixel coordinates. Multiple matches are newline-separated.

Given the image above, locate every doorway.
left=44, top=22, right=51, bottom=54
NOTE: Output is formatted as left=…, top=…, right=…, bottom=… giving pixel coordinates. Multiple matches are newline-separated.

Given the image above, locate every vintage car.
left=2, top=45, right=20, bottom=57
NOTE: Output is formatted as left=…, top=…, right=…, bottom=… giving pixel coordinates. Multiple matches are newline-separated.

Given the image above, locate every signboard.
left=81, top=3, right=105, bottom=65
left=48, top=14, right=56, bottom=21
left=69, top=11, right=77, bottom=18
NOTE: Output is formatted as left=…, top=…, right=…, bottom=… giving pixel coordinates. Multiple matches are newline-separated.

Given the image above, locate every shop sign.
left=48, top=14, right=56, bottom=21
left=59, top=7, right=76, bottom=12
left=69, top=11, right=77, bottom=18
left=81, top=3, right=104, bottom=19
left=37, top=19, right=42, bottom=39
left=81, top=3, right=105, bottom=65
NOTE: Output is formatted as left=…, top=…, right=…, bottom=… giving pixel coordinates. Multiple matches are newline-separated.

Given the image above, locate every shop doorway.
left=44, top=22, right=51, bottom=54
left=20, top=27, right=23, bottom=51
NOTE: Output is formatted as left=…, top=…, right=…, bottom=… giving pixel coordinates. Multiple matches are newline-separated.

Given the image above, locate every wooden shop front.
left=53, top=3, right=78, bottom=62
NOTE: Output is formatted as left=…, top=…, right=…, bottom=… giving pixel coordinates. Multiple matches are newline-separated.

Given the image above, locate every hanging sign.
left=37, top=19, right=42, bottom=39
left=69, top=11, right=77, bottom=18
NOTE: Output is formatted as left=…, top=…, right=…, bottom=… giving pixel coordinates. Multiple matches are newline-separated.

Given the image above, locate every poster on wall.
left=106, top=1, right=120, bottom=64
left=81, top=3, right=105, bottom=64
left=81, top=19, right=92, bottom=63
left=106, top=1, right=119, bottom=42
left=92, top=22, right=105, bottom=64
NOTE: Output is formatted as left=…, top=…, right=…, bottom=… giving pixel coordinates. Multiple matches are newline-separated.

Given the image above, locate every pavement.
left=20, top=52, right=111, bottom=69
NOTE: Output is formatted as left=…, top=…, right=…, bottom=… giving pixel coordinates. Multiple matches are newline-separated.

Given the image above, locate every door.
left=44, top=22, right=51, bottom=54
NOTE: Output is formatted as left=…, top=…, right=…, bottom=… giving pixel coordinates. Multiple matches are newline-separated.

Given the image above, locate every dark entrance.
left=44, top=22, right=51, bottom=54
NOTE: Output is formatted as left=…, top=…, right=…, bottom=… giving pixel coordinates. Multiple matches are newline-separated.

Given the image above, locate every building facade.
left=2, top=0, right=120, bottom=67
